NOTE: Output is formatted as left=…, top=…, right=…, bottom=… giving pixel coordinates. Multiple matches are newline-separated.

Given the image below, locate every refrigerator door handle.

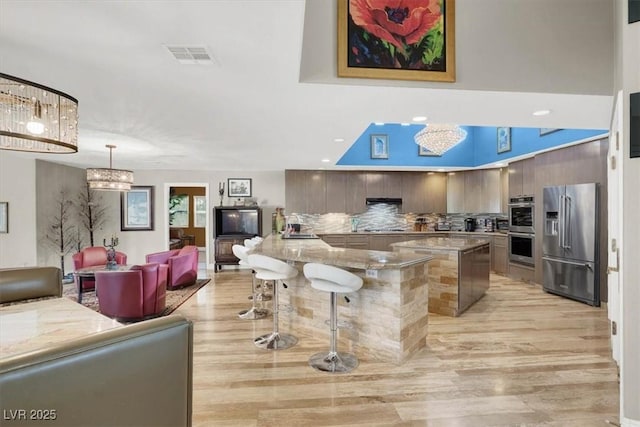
left=558, top=195, right=564, bottom=248
left=564, top=195, right=572, bottom=249
left=542, top=256, right=591, bottom=269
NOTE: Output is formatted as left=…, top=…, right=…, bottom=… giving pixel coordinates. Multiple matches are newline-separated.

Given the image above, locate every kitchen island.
left=391, top=237, right=491, bottom=317
left=250, top=234, right=432, bottom=364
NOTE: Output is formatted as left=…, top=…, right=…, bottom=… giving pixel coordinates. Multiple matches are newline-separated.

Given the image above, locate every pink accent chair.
left=145, top=245, right=198, bottom=290
left=94, top=263, right=168, bottom=321
left=72, top=246, right=127, bottom=292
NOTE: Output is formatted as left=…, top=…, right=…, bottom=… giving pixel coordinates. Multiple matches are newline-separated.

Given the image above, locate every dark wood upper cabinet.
left=402, top=172, right=446, bottom=213
left=365, top=172, right=403, bottom=198
left=325, top=171, right=347, bottom=213
left=344, top=172, right=367, bottom=214
left=508, top=158, right=535, bottom=198
left=285, top=170, right=326, bottom=213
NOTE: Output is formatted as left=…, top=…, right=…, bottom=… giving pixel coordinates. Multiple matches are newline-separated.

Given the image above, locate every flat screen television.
left=214, top=207, right=262, bottom=237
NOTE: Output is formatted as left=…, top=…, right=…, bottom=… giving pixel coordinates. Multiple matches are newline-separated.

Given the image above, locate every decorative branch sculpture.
left=77, top=182, right=108, bottom=247
left=44, top=188, right=77, bottom=277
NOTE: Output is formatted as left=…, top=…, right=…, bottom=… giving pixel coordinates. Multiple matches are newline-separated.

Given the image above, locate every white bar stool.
left=303, top=263, right=363, bottom=373
left=244, top=238, right=272, bottom=302
left=232, top=245, right=269, bottom=320
left=248, top=254, right=298, bottom=350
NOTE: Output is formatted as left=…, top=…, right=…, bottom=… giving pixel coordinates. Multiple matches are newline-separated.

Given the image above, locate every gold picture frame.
left=338, top=0, right=456, bottom=82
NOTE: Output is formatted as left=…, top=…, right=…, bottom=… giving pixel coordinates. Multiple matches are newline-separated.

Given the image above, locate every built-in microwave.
left=509, top=232, right=535, bottom=266
left=508, top=195, right=534, bottom=233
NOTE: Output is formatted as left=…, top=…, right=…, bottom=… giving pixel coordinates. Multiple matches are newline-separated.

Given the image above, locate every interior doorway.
left=165, top=183, right=210, bottom=277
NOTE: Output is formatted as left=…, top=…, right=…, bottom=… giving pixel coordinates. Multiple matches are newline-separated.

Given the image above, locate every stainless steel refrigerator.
left=542, top=183, right=600, bottom=306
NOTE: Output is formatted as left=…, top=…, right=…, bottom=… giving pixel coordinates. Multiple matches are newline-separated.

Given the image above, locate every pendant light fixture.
left=86, top=144, right=133, bottom=191
left=414, top=124, right=468, bottom=155
left=0, top=73, right=78, bottom=153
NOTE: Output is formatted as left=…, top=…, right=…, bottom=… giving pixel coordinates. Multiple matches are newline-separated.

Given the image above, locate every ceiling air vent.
left=165, top=45, right=216, bottom=65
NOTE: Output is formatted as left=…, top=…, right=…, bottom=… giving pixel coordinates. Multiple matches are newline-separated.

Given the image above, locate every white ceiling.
left=0, top=0, right=613, bottom=172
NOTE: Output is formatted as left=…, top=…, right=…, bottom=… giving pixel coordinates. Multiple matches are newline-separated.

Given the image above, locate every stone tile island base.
left=392, top=237, right=491, bottom=317
left=277, top=262, right=429, bottom=364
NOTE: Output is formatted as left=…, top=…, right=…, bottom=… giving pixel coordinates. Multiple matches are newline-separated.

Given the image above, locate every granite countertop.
left=316, top=231, right=508, bottom=237
left=251, top=234, right=432, bottom=270
left=391, top=237, right=491, bottom=252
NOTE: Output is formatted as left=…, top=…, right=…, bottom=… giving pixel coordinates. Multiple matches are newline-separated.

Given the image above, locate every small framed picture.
left=0, top=202, right=7, bottom=233
left=121, top=186, right=154, bottom=231
left=228, top=178, right=252, bottom=197
left=539, top=128, right=560, bottom=136
left=370, top=134, right=389, bottom=159
left=497, top=127, right=511, bottom=153
left=418, top=145, right=441, bottom=157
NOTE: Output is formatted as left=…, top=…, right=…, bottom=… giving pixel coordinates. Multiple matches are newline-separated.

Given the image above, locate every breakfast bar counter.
left=251, top=234, right=432, bottom=364
left=391, top=237, right=491, bottom=317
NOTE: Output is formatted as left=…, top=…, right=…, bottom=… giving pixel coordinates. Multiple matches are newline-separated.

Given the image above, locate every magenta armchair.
left=72, top=246, right=127, bottom=291
left=146, top=245, right=198, bottom=290
left=94, top=263, right=167, bottom=321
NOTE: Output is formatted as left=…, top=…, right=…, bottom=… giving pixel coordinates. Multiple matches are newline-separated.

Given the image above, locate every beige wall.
left=35, top=160, right=121, bottom=275
left=302, top=0, right=613, bottom=96
left=0, top=152, right=37, bottom=268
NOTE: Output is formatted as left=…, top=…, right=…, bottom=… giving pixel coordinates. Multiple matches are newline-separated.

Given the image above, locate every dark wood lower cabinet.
left=214, top=236, right=245, bottom=272
left=492, top=235, right=508, bottom=274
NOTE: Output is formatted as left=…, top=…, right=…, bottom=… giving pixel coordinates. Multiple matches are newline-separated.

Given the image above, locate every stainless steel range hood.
left=366, top=197, right=402, bottom=205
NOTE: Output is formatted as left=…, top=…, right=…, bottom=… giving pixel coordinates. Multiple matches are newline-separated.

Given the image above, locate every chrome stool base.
left=309, top=351, right=358, bottom=373
left=254, top=332, right=298, bottom=350
left=238, top=307, right=269, bottom=320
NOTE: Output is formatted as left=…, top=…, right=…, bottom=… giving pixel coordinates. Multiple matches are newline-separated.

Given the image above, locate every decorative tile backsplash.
left=290, top=204, right=507, bottom=234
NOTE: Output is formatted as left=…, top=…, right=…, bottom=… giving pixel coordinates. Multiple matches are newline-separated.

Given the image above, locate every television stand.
left=214, top=236, right=246, bottom=272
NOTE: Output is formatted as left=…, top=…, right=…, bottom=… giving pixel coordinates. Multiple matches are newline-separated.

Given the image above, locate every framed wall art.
left=0, top=202, right=7, bottom=233
left=337, top=0, right=456, bottom=82
left=228, top=178, right=252, bottom=197
left=370, top=134, right=389, bottom=159
left=497, top=127, right=511, bottom=154
left=121, top=186, right=154, bottom=231
left=418, top=145, right=441, bottom=156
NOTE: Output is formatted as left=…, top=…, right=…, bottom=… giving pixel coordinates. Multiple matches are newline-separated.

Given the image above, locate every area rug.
left=62, top=278, right=211, bottom=317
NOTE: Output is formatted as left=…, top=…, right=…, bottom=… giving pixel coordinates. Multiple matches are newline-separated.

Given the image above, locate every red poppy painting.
left=338, top=0, right=455, bottom=82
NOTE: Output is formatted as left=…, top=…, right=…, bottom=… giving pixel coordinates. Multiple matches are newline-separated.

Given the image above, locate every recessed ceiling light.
left=334, top=138, right=344, bottom=143
left=412, top=116, right=427, bottom=122
left=374, top=122, right=385, bottom=126
left=533, top=109, right=551, bottom=116
left=321, top=158, right=330, bottom=163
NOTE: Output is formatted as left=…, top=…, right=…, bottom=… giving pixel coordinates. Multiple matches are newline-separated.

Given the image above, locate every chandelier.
left=86, top=145, right=133, bottom=191
left=414, top=124, right=467, bottom=155
left=0, top=73, right=78, bottom=153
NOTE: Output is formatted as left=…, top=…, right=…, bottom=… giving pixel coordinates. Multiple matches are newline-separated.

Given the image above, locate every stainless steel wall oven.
left=509, top=232, right=535, bottom=266
left=508, top=195, right=534, bottom=233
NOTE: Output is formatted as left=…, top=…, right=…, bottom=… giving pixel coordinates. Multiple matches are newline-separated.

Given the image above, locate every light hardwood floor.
left=176, top=271, right=620, bottom=427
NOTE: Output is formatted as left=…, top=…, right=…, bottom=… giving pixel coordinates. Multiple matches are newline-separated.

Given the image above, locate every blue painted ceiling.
left=337, top=124, right=606, bottom=168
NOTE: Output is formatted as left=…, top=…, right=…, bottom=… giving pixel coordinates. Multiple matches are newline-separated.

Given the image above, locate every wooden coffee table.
left=74, top=265, right=130, bottom=303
